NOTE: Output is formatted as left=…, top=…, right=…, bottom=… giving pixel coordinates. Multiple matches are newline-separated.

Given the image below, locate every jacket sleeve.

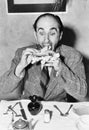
left=0, top=48, right=24, bottom=100
left=59, top=45, right=87, bottom=101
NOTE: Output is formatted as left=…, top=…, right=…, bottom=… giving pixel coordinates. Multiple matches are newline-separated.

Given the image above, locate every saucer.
left=77, top=115, right=89, bottom=130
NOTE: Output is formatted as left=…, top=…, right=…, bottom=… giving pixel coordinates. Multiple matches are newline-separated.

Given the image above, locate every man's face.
left=35, top=16, right=62, bottom=51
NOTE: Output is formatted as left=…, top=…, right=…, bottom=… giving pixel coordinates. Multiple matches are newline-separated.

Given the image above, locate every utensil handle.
left=21, top=108, right=27, bottom=120
left=19, top=102, right=27, bottom=120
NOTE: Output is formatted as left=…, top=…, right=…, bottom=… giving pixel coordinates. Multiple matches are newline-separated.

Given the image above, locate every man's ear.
left=59, top=31, right=63, bottom=40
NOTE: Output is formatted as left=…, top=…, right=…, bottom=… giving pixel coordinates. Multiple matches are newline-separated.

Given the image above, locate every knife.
left=19, top=102, right=27, bottom=120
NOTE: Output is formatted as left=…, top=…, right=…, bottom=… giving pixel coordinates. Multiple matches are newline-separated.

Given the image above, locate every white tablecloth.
left=0, top=100, right=89, bottom=130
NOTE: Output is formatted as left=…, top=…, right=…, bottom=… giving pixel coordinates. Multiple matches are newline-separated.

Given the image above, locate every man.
left=0, top=13, right=87, bottom=101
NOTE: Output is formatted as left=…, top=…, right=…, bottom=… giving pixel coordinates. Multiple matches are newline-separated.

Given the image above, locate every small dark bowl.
left=28, top=101, right=43, bottom=115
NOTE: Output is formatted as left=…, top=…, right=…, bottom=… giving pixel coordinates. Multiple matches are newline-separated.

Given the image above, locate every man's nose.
left=44, top=35, right=49, bottom=43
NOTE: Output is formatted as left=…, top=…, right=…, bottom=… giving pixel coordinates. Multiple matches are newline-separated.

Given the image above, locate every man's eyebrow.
left=50, top=27, right=57, bottom=31
left=37, top=28, right=44, bottom=31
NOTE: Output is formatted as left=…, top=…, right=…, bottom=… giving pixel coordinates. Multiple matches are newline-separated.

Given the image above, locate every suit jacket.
left=0, top=44, right=87, bottom=101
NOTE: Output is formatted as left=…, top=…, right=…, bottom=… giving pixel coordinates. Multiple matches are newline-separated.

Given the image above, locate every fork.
left=64, top=104, right=73, bottom=116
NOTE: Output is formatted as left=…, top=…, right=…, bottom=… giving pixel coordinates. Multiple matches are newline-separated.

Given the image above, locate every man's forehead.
left=37, top=16, right=59, bottom=30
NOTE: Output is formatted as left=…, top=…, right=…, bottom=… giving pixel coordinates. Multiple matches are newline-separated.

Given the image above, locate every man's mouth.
left=43, top=44, right=52, bottom=50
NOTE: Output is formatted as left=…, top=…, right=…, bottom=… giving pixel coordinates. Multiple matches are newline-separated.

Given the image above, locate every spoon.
left=54, top=105, right=65, bottom=116
left=8, top=105, right=21, bottom=117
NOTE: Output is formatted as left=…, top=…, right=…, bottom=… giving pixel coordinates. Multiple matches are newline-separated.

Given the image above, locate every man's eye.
left=50, top=32, right=56, bottom=36
left=39, top=32, right=44, bottom=36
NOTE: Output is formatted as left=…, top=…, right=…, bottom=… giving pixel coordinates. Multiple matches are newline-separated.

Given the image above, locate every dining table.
left=0, top=99, right=89, bottom=130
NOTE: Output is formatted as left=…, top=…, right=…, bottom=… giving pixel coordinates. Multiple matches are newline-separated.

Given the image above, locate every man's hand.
left=15, top=48, right=39, bottom=78
left=41, top=52, right=62, bottom=76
